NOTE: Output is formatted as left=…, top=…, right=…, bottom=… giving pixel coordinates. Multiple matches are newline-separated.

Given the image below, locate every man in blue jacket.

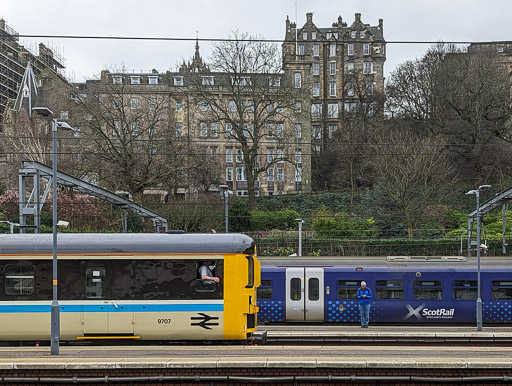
left=357, top=281, right=372, bottom=328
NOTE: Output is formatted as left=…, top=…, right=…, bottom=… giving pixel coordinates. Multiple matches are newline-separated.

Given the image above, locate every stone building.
left=0, top=18, right=65, bottom=131
left=282, top=12, right=386, bottom=188
left=78, top=40, right=311, bottom=199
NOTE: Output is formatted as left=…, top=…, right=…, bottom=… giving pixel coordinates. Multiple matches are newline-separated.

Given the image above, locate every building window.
left=130, top=98, right=139, bottom=109
left=351, top=30, right=356, bottom=38
left=226, top=123, right=232, bottom=137
left=201, top=76, right=215, bottom=85
left=330, top=61, right=336, bottom=75
left=277, top=124, right=283, bottom=138
left=236, top=167, right=247, bottom=181
left=229, top=100, right=236, bottom=112
left=498, top=46, right=504, bottom=53
left=298, top=44, right=304, bottom=56
left=363, top=61, right=373, bottom=74
left=113, top=76, right=123, bottom=84
left=236, top=149, right=244, bottom=163
left=330, top=43, right=336, bottom=56
left=277, top=148, right=283, bottom=160
left=113, top=120, right=121, bottom=135
left=327, top=103, right=338, bottom=118
left=149, top=98, right=157, bottom=110
left=294, top=73, right=302, bottom=88
left=295, top=168, right=302, bottom=182
left=200, top=100, right=208, bottom=111
left=226, top=148, right=233, bottom=162
left=360, top=30, right=365, bottom=38
left=328, top=125, right=337, bottom=138
left=277, top=168, right=284, bottom=182
left=210, top=123, right=218, bottom=137
left=313, top=82, right=320, bottom=97
left=313, top=43, right=319, bottom=56
left=363, top=103, right=374, bottom=116
left=130, top=76, right=141, bottom=84
left=176, top=100, right=183, bottom=111
left=295, top=102, right=302, bottom=112
left=173, top=76, right=184, bottom=86
left=347, top=62, right=355, bottom=73
left=200, top=122, right=208, bottom=137
left=176, top=122, right=183, bottom=136
left=346, top=82, right=354, bottom=97
left=268, top=167, right=274, bottom=182
left=243, top=123, right=250, bottom=137
left=344, top=102, right=357, bottom=112
left=312, top=126, right=322, bottom=139
left=148, top=76, right=159, bottom=85
left=348, top=43, right=354, bottom=56
left=295, top=124, right=302, bottom=139
left=267, top=149, right=274, bottom=163
left=312, top=31, right=317, bottom=40
left=60, top=111, right=68, bottom=120
left=302, top=32, right=308, bottom=40
left=363, top=43, right=370, bottom=55
left=311, top=103, right=322, bottom=118
left=366, top=82, right=374, bottom=95
left=295, top=149, right=302, bottom=164
left=313, top=62, right=320, bottom=76
left=226, top=167, right=233, bottom=181
left=267, top=123, right=274, bottom=136
left=329, top=81, right=336, bottom=97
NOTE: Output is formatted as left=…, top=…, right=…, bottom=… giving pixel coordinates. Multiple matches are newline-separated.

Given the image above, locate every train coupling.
left=248, top=330, right=267, bottom=345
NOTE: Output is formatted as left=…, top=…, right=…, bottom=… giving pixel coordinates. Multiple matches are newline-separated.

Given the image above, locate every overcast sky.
left=2, top=0, right=511, bottom=82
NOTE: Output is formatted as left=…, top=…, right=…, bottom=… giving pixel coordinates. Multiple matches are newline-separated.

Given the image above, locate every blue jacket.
left=357, top=287, right=372, bottom=305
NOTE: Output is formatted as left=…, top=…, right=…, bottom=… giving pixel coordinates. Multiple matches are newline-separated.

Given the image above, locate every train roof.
left=0, top=233, right=255, bottom=255
left=259, top=255, right=512, bottom=269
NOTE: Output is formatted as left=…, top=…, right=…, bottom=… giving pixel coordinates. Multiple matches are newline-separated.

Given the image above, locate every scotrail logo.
left=403, top=304, right=455, bottom=320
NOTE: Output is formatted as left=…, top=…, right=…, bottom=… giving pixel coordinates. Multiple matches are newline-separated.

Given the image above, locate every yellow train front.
left=0, top=233, right=260, bottom=342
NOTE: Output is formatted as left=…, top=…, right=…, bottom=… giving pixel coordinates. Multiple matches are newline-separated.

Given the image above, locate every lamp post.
left=466, top=184, right=491, bottom=331
left=219, top=185, right=232, bottom=233
left=296, top=218, right=304, bottom=256
left=32, top=107, right=74, bottom=355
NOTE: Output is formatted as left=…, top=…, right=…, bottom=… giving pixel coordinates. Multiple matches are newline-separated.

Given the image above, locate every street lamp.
left=296, top=218, right=304, bottom=256
left=32, top=106, right=74, bottom=355
left=466, top=184, right=491, bottom=331
left=219, top=185, right=232, bottom=233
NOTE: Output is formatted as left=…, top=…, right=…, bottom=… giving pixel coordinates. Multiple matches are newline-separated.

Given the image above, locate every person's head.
left=361, top=281, right=366, bottom=289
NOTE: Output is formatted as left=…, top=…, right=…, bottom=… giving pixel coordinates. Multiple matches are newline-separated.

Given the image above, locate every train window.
left=375, top=280, right=404, bottom=300
left=196, top=261, right=217, bottom=292
left=308, top=278, right=319, bottom=301
left=245, top=255, right=254, bottom=288
left=413, top=280, right=443, bottom=300
left=257, top=280, right=273, bottom=299
left=492, top=281, right=512, bottom=300
left=453, top=280, right=478, bottom=300
left=85, top=267, right=106, bottom=298
left=337, top=280, right=362, bottom=299
left=4, top=265, right=34, bottom=296
left=290, top=278, right=301, bottom=301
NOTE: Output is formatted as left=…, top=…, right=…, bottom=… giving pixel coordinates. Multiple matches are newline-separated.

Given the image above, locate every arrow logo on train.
left=191, top=313, right=219, bottom=330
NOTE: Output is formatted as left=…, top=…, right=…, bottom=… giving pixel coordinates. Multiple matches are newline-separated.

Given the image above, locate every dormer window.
left=173, top=76, right=184, bottom=86
left=360, top=31, right=365, bottom=39
left=351, top=31, right=356, bottom=38
left=113, top=76, right=123, bottom=84
left=148, top=76, right=159, bottom=85
left=130, top=76, right=141, bottom=85
left=312, top=31, right=317, bottom=40
left=302, top=32, right=308, bottom=40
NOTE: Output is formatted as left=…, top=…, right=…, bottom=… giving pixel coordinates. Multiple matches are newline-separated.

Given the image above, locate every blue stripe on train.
left=0, top=304, right=224, bottom=313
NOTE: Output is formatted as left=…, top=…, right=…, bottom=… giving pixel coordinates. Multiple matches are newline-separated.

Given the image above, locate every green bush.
left=311, top=208, right=376, bottom=238
left=250, top=209, right=300, bottom=231
left=229, top=198, right=251, bottom=232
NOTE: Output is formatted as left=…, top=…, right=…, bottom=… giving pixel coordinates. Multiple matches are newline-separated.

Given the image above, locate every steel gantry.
left=467, top=186, right=512, bottom=256
left=18, top=160, right=168, bottom=233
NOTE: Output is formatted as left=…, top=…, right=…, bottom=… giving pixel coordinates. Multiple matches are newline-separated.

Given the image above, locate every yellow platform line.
left=76, top=336, right=141, bottom=340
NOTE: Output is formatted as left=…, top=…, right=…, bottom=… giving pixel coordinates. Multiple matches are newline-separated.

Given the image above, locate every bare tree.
left=70, top=71, right=188, bottom=196
left=193, top=31, right=306, bottom=210
left=369, top=128, right=455, bottom=239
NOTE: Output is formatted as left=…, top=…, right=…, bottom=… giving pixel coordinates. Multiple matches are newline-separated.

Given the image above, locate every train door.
left=285, top=268, right=324, bottom=321
left=82, top=262, right=134, bottom=336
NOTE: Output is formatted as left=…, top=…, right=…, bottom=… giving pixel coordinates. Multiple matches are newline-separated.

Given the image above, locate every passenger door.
left=285, top=268, right=324, bottom=321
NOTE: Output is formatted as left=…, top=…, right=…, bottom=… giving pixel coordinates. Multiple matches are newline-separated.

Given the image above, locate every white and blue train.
left=257, top=256, right=512, bottom=324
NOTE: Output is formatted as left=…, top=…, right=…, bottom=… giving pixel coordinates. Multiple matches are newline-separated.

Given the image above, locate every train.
left=256, top=256, right=512, bottom=324
left=0, top=233, right=260, bottom=342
